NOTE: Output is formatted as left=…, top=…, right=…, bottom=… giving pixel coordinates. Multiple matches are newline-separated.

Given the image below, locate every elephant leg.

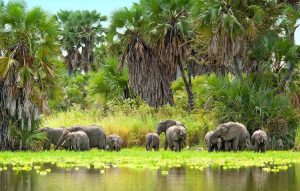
left=232, top=138, right=239, bottom=152
left=208, top=144, right=212, bottom=152
left=261, top=144, right=266, bottom=153
left=174, top=141, right=180, bottom=152
left=254, top=143, right=259, bottom=152
left=44, top=141, right=51, bottom=150
left=225, top=141, right=231, bottom=151
left=164, top=140, right=168, bottom=151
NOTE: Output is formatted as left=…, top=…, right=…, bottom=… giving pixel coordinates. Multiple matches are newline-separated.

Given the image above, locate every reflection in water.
left=0, top=164, right=299, bottom=191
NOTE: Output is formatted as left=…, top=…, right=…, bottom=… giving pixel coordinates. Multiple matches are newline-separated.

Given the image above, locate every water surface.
left=1, top=164, right=299, bottom=191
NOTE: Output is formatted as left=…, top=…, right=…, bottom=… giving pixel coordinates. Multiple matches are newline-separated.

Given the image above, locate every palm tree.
left=0, top=1, right=59, bottom=149
left=276, top=2, right=300, bottom=92
left=192, top=0, right=267, bottom=80
left=108, top=4, right=174, bottom=107
left=56, top=10, right=82, bottom=76
left=88, top=57, right=129, bottom=104
left=141, top=0, right=195, bottom=111
left=57, top=10, right=107, bottom=75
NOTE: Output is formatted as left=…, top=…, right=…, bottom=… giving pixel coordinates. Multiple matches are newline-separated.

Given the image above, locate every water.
left=1, top=164, right=300, bottom=191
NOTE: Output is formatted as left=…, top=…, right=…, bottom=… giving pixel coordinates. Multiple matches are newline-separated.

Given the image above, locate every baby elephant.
left=205, top=131, right=218, bottom=152
left=251, top=130, right=268, bottom=153
left=166, top=125, right=186, bottom=152
left=105, top=134, right=123, bottom=151
left=145, top=133, right=160, bottom=151
left=64, top=131, right=90, bottom=151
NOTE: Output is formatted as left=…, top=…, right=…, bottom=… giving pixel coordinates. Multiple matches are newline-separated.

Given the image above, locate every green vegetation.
left=0, top=0, right=300, bottom=151
left=0, top=149, right=297, bottom=175
left=43, top=102, right=215, bottom=147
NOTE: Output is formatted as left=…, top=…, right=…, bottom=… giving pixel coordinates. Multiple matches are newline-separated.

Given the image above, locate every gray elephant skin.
left=55, top=125, right=106, bottom=150
left=205, top=131, right=218, bottom=151
left=156, top=120, right=185, bottom=135
left=105, top=134, right=123, bottom=151
left=251, top=130, right=268, bottom=153
left=209, top=122, right=250, bottom=152
left=156, top=120, right=186, bottom=150
left=145, top=133, right=160, bottom=151
left=40, top=127, right=69, bottom=150
left=166, top=125, right=186, bottom=152
left=205, top=131, right=227, bottom=152
left=64, top=130, right=90, bottom=151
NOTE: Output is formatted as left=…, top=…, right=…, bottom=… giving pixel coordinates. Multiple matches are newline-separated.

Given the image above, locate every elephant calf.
left=205, top=131, right=227, bottom=152
left=251, top=130, right=268, bottom=153
left=156, top=120, right=186, bottom=150
left=64, top=131, right=90, bottom=151
left=105, top=134, right=123, bottom=151
left=205, top=131, right=218, bottom=152
left=145, top=133, right=160, bottom=151
left=166, top=125, right=186, bottom=152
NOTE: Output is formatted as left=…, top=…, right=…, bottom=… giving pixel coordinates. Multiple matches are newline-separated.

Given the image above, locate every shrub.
left=173, top=74, right=299, bottom=149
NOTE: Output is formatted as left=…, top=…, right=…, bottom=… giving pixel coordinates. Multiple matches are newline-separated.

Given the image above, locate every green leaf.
left=0, top=57, right=18, bottom=78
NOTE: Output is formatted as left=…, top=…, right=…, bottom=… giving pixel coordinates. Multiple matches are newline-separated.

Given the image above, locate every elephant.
left=64, top=131, right=90, bottom=151
left=105, top=134, right=123, bottom=151
left=55, top=125, right=106, bottom=150
left=40, top=127, right=69, bottom=150
left=156, top=120, right=185, bottom=150
left=217, top=138, right=232, bottom=151
left=251, top=130, right=268, bottom=153
left=145, top=133, right=160, bottom=151
left=156, top=120, right=185, bottom=135
left=166, top=125, right=186, bottom=152
left=209, top=122, right=251, bottom=152
left=205, top=131, right=218, bottom=152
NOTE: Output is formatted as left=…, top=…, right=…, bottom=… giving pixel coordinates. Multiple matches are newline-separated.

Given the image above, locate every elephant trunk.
left=54, top=131, right=68, bottom=151
left=246, top=138, right=253, bottom=150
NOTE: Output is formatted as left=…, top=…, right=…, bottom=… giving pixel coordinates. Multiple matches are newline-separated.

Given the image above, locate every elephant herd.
left=40, top=120, right=268, bottom=153
left=205, top=122, right=268, bottom=153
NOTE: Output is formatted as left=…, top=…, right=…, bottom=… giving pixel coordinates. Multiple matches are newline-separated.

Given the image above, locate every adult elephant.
left=166, top=125, right=186, bottom=152
left=156, top=120, right=185, bottom=150
left=156, top=120, right=185, bottom=135
left=55, top=125, right=106, bottom=150
left=39, top=127, right=68, bottom=150
left=209, top=122, right=250, bottom=152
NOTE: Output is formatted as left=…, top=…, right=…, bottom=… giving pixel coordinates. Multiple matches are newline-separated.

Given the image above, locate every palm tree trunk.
left=233, top=55, right=243, bottom=81
left=278, top=29, right=296, bottom=93
left=178, top=61, right=195, bottom=111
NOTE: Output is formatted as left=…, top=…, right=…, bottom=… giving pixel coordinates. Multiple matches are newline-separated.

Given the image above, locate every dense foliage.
left=0, top=0, right=299, bottom=150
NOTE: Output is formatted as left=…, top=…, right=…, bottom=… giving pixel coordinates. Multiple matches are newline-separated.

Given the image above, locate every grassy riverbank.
left=0, top=149, right=299, bottom=174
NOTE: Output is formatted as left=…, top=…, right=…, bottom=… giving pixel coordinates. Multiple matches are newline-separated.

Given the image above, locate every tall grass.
left=43, top=103, right=217, bottom=147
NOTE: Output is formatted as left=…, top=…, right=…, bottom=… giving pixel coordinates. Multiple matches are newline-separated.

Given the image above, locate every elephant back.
left=220, top=122, right=246, bottom=141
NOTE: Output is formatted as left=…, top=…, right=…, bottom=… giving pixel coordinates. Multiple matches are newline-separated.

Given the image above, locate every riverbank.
left=0, top=149, right=299, bottom=173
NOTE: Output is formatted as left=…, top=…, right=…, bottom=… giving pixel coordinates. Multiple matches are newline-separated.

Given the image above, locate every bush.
left=173, top=74, right=299, bottom=149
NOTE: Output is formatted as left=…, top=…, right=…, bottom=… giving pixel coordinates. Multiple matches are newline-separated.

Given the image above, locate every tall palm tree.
left=57, top=10, right=107, bottom=75
left=108, top=4, right=174, bottom=107
left=192, top=0, right=266, bottom=80
left=0, top=1, right=59, bottom=149
left=141, top=0, right=195, bottom=111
